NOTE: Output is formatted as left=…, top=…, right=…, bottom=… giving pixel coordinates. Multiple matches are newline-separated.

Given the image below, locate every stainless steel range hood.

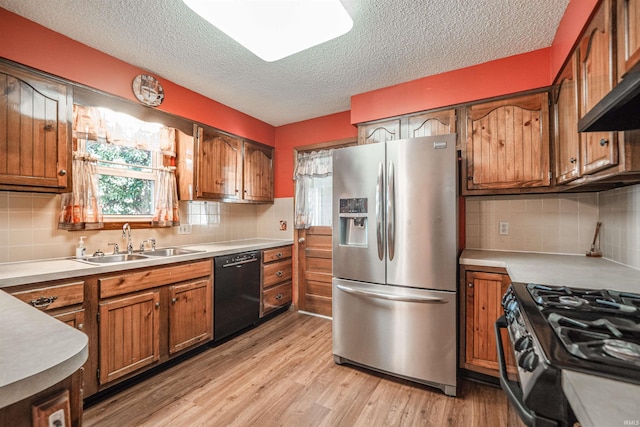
left=578, top=70, right=640, bottom=132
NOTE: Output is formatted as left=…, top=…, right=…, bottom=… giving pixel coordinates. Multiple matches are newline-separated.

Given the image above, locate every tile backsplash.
left=0, top=192, right=293, bottom=263
left=465, top=183, right=640, bottom=270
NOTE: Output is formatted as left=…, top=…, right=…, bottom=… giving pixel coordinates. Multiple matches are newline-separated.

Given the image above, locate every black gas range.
left=496, top=282, right=640, bottom=427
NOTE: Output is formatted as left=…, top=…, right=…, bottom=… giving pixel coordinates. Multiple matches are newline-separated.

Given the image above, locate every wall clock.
left=132, top=74, right=164, bottom=107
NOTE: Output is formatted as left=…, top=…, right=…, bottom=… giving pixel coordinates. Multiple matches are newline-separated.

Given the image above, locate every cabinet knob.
left=467, top=176, right=473, bottom=181
left=275, top=293, right=283, bottom=300
left=600, top=138, right=609, bottom=146
left=171, top=297, right=177, bottom=304
left=276, top=252, right=283, bottom=258
left=569, top=157, right=576, bottom=164
left=155, top=302, right=160, bottom=308
left=77, top=323, right=84, bottom=330
left=276, top=270, right=283, bottom=277
left=298, top=237, right=305, bottom=243
left=468, top=283, right=473, bottom=288
left=58, top=169, right=67, bottom=176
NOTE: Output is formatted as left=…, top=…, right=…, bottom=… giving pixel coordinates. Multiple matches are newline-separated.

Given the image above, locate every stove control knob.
left=515, top=335, right=533, bottom=352
left=518, top=349, right=539, bottom=372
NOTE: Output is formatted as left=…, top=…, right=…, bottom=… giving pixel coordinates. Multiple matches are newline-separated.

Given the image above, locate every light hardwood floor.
left=84, top=311, right=524, bottom=426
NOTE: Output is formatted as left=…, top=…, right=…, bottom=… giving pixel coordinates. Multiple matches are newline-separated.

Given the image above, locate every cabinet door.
left=169, top=278, right=213, bottom=354
left=465, top=93, right=551, bottom=191
left=357, top=119, right=401, bottom=145
left=554, top=52, right=581, bottom=184
left=243, top=141, right=274, bottom=202
left=53, top=308, right=86, bottom=332
left=406, top=109, right=456, bottom=138
left=464, top=271, right=515, bottom=375
left=197, top=127, right=242, bottom=200
left=578, top=0, right=618, bottom=174
left=99, top=291, right=160, bottom=385
left=0, top=62, right=69, bottom=191
left=617, top=0, right=640, bottom=78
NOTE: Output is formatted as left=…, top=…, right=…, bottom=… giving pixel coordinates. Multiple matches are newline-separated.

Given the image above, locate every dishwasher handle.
left=221, top=258, right=259, bottom=268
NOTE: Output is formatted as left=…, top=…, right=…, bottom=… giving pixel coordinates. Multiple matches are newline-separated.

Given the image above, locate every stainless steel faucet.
left=122, top=223, right=133, bottom=254
left=140, top=238, right=156, bottom=252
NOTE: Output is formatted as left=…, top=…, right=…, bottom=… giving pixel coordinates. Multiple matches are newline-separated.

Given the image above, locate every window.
left=72, top=105, right=177, bottom=223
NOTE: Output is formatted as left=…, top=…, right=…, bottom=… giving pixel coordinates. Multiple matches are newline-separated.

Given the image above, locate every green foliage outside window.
left=85, top=142, right=154, bottom=215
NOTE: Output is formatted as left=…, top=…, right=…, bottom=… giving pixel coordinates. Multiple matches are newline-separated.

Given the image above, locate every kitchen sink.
left=141, top=248, right=204, bottom=257
left=81, top=253, right=149, bottom=264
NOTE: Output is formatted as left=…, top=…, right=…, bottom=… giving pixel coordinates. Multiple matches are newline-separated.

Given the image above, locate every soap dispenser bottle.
left=76, top=236, right=87, bottom=259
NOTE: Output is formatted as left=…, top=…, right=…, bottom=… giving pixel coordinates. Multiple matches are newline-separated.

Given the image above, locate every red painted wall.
left=274, top=111, right=357, bottom=198
left=351, top=48, right=552, bottom=125
left=0, top=8, right=275, bottom=145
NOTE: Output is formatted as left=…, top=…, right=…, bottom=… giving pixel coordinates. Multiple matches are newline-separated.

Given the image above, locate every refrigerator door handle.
left=336, top=284, right=448, bottom=304
left=387, top=161, right=395, bottom=261
left=376, top=162, right=384, bottom=261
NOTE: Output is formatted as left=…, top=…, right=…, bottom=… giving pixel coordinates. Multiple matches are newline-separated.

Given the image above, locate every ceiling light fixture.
left=183, top=0, right=353, bottom=62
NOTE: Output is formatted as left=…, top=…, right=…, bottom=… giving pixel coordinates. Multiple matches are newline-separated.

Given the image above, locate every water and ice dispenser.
left=338, top=198, right=368, bottom=247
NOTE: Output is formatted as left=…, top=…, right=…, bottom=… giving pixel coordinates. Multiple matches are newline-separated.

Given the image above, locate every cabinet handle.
left=275, top=293, right=283, bottom=300
left=569, top=157, right=576, bottom=164
left=77, top=323, right=84, bottom=330
left=171, top=298, right=177, bottom=304
left=276, top=252, right=283, bottom=258
left=276, top=270, right=283, bottom=277
left=58, top=169, right=67, bottom=176
left=30, top=296, right=58, bottom=308
left=468, top=283, right=473, bottom=288
left=600, top=138, right=609, bottom=146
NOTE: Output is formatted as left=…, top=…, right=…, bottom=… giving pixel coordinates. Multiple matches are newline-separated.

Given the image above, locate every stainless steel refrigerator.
left=332, top=134, right=457, bottom=396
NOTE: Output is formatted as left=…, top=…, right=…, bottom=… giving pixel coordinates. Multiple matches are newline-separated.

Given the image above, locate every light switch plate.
left=178, top=223, right=192, bottom=234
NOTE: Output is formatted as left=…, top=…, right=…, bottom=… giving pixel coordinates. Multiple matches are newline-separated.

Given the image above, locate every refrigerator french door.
left=332, top=135, right=458, bottom=396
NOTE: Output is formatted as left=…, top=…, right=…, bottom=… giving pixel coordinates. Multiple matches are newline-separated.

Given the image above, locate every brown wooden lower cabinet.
left=261, top=245, right=293, bottom=317
left=98, top=290, right=161, bottom=385
left=96, top=260, right=213, bottom=389
left=460, top=265, right=516, bottom=377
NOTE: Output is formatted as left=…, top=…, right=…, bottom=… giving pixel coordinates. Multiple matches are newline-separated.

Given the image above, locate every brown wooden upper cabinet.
left=357, top=109, right=457, bottom=145
left=243, top=140, right=274, bottom=202
left=0, top=61, right=70, bottom=192
left=617, top=0, right=640, bottom=78
left=578, top=0, right=619, bottom=175
left=358, top=118, right=401, bottom=145
left=554, top=52, right=582, bottom=185
left=176, top=125, right=274, bottom=203
left=463, top=92, right=551, bottom=193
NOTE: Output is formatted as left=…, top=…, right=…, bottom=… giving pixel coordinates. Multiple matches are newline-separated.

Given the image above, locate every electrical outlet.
left=178, top=223, right=192, bottom=234
left=499, top=221, right=509, bottom=236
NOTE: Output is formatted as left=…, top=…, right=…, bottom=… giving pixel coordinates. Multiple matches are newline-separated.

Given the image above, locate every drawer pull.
left=276, top=270, right=283, bottom=277
left=275, top=293, right=283, bottom=300
left=30, top=296, right=58, bottom=309
left=276, top=252, right=283, bottom=258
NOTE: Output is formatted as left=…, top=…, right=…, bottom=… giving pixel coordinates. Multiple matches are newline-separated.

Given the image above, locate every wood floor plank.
left=84, top=311, right=525, bottom=427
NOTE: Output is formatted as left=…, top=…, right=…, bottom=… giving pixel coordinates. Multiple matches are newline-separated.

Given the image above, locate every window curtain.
left=151, top=166, right=180, bottom=227
left=58, top=152, right=104, bottom=230
left=72, top=105, right=176, bottom=156
left=294, top=150, right=333, bottom=229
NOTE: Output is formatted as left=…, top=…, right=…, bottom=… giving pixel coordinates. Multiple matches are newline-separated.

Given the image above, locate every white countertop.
left=0, top=291, right=88, bottom=409
left=460, top=249, right=640, bottom=427
left=0, top=238, right=293, bottom=287
left=0, top=238, right=292, bottom=408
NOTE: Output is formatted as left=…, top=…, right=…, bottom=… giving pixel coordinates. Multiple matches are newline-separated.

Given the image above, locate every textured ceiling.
left=0, top=0, right=569, bottom=126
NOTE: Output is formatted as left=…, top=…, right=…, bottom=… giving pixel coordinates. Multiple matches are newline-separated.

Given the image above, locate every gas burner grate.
left=527, top=284, right=640, bottom=316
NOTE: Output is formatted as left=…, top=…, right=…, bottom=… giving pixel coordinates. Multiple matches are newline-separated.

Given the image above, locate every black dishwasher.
left=213, top=251, right=261, bottom=341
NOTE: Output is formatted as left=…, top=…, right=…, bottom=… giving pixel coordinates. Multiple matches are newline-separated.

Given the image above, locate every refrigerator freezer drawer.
left=332, top=278, right=457, bottom=396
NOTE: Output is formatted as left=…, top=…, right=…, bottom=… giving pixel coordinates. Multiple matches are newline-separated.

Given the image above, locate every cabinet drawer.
left=263, top=246, right=292, bottom=263
left=263, top=259, right=292, bottom=288
left=11, top=281, right=84, bottom=312
left=262, top=281, right=292, bottom=314
left=100, top=260, right=212, bottom=298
